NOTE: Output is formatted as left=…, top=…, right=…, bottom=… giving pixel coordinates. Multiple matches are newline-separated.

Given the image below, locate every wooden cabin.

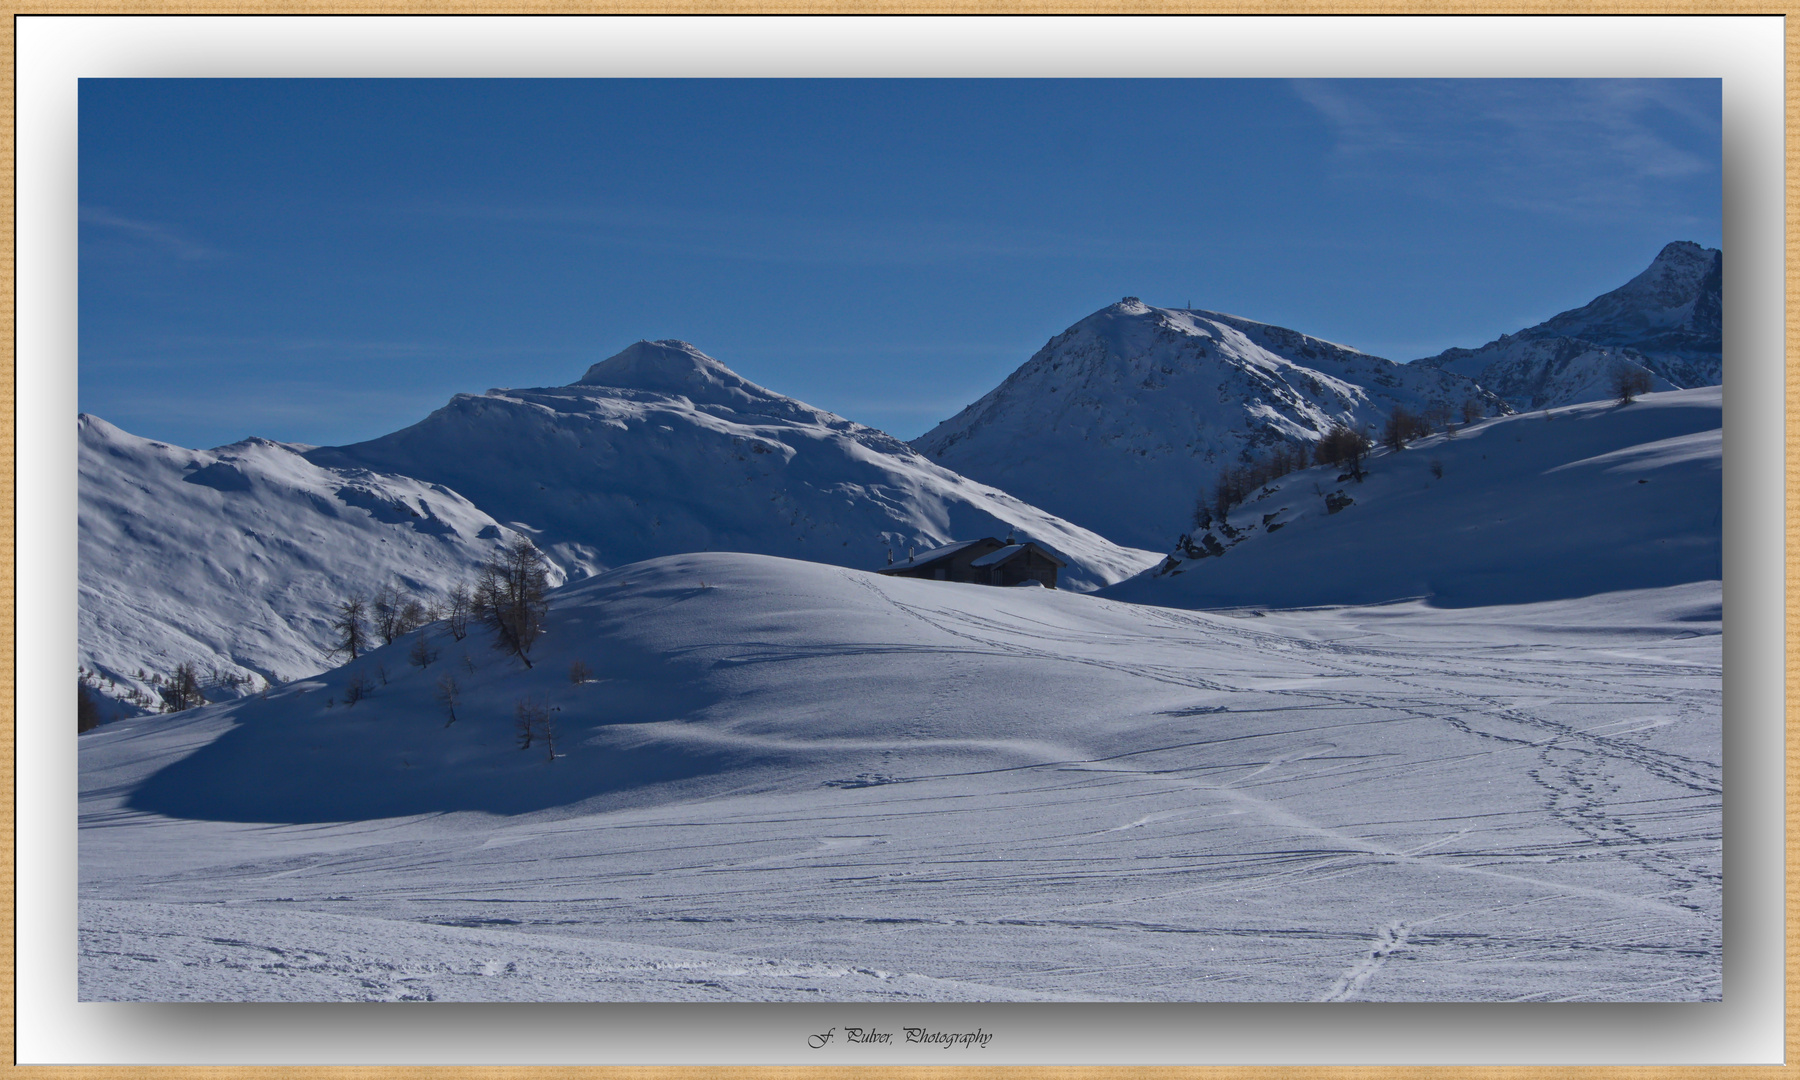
left=877, top=537, right=1066, bottom=589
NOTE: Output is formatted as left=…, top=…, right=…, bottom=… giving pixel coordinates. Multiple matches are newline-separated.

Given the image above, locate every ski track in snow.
left=80, top=559, right=1720, bottom=1003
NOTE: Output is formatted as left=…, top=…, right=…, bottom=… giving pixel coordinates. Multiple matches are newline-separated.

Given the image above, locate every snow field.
left=81, top=554, right=1720, bottom=1001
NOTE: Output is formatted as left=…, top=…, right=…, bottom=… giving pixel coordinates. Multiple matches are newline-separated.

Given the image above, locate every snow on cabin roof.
left=876, top=539, right=987, bottom=573
left=968, top=543, right=1027, bottom=568
left=970, top=542, right=1066, bottom=568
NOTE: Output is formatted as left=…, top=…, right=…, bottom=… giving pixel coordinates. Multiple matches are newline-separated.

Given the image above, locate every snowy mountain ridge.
left=911, top=298, right=1505, bottom=550
left=80, top=342, right=1156, bottom=714
left=1413, top=241, right=1722, bottom=409
left=305, top=339, right=1153, bottom=586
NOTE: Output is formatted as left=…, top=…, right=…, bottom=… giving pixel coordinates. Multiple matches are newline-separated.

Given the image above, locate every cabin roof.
left=968, top=544, right=1026, bottom=568
left=970, top=542, right=1067, bottom=569
left=876, top=539, right=988, bottom=574
left=877, top=536, right=1067, bottom=576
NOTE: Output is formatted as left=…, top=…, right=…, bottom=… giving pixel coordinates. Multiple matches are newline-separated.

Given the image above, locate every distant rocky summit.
left=1413, top=241, right=1721, bottom=411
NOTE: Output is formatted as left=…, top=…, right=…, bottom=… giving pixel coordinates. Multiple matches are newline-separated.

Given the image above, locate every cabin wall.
left=990, top=552, right=1058, bottom=589
left=881, top=541, right=1059, bottom=589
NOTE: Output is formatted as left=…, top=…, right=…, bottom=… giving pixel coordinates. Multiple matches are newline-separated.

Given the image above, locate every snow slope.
left=1413, top=242, right=1722, bottom=409
left=81, top=552, right=1719, bottom=1001
left=1105, top=387, right=1720, bottom=610
left=911, top=299, right=1504, bottom=550
left=78, top=415, right=535, bottom=713
left=306, top=340, right=1155, bottom=589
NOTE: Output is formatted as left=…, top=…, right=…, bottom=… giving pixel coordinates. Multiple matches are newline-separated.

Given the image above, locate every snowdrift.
left=111, top=553, right=1190, bottom=823
left=1105, top=387, right=1721, bottom=610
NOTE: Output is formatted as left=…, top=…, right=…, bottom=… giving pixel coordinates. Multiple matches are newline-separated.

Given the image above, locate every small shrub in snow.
left=569, top=660, right=592, bottom=685
left=434, top=673, right=460, bottom=726
left=1191, top=497, right=1213, bottom=532
left=1314, top=425, right=1370, bottom=481
left=445, top=584, right=472, bottom=642
left=1612, top=364, right=1654, bottom=405
left=161, top=662, right=205, bottom=712
left=1461, top=398, right=1484, bottom=424
left=1206, top=441, right=1312, bottom=518
left=343, top=670, right=374, bottom=705
left=372, top=583, right=412, bottom=645
left=1380, top=407, right=1416, bottom=452
left=78, top=682, right=100, bottom=733
left=1429, top=458, right=1444, bottom=480
left=514, top=693, right=551, bottom=751
left=409, top=634, right=439, bottom=669
left=541, top=711, right=559, bottom=763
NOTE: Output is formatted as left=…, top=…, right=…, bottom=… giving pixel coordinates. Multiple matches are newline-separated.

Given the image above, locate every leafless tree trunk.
left=434, top=673, right=460, bottom=726
left=328, top=595, right=370, bottom=662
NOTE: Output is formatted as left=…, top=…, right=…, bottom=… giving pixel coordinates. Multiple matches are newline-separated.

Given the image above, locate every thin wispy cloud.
left=1290, top=79, right=1719, bottom=223
left=80, top=207, right=224, bottom=260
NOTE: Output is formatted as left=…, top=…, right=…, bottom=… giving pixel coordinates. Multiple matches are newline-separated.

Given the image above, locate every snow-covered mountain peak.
left=298, top=342, right=1156, bottom=591
left=912, top=299, right=1498, bottom=550
left=573, top=339, right=775, bottom=407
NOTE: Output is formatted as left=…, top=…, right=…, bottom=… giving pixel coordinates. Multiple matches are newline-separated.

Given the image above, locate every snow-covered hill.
left=78, top=416, right=534, bottom=714
left=911, top=299, right=1504, bottom=550
left=1413, top=242, right=1722, bottom=409
left=82, top=551, right=1720, bottom=1001
left=306, top=340, right=1155, bottom=589
left=80, top=342, right=1155, bottom=715
left=1105, top=386, right=1720, bottom=610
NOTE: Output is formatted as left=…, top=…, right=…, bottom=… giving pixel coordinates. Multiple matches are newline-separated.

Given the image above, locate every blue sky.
left=80, top=78, right=1721, bottom=449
